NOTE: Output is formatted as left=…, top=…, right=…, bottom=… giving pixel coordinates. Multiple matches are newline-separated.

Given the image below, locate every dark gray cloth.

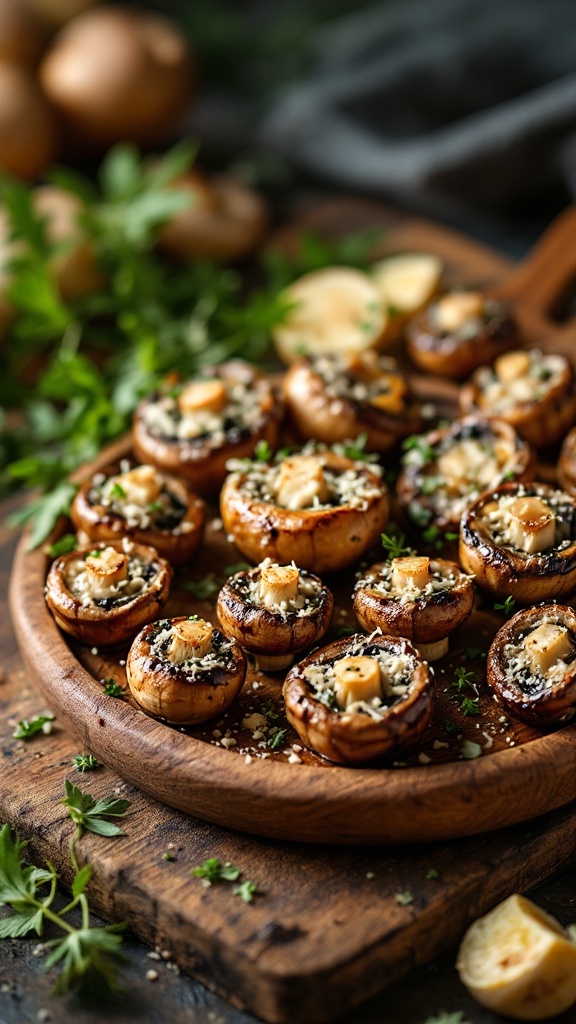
left=260, top=0, right=576, bottom=251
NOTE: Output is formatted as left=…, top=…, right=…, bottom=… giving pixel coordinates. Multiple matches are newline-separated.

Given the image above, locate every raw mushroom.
left=459, top=482, right=576, bottom=606
left=487, top=605, right=576, bottom=727
left=282, top=351, right=422, bottom=452
left=71, top=462, right=205, bottom=566
left=216, top=560, right=334, bottom=671
left=132, top=360, right=282, bottom=495
left=283, top=633, right=434, bottom=764
left=126, top=616, right=246, bottom=725
left=459, top=349, right=576, bottom=448
left=354, top=556, right=474, bottom=661
left=406, top=290, right=519, bottom=379
left=220, top=449, right=389, bottom=573
left=45, top=539, right=172, bottom=647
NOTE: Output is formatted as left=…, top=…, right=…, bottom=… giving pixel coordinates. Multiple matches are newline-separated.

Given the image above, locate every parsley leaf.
left=72, top=754, right=102, bottom=773
left=233, top=880, right=258, bottom=903
left=101, top=678, right=125, bottom=698
left=47, top=533, right=77, bottom=557
left=12, top=714, right=55, bottom=739
left=62, top=779, right=130, bottom=838
left=191, top=859, right=242, bottom=885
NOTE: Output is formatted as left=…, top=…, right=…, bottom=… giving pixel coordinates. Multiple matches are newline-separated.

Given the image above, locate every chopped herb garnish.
left=101, top=678, right=125, bottom=698
left=339, top=432, right=370, bottom=462
left=162, top=851, right=176, bottom=862
left=463, top=646, right=486, bottom=660
left=255, top=439, right=273, bottom=462
left=191, top=858, right=241, bottom=885
left=445, top=720, right=462, bottom=736
left=407, top=502, right=432, bottom=528
left=423, top=1013, right=472, bottom=1024
left=223, top=562, right=252, bottom=578
left=87, top=549, right=101, bottom=559
left=402, top=435, right=436, bottom=464
left=62, top=779, right=130, bottom=838
left=395, top=890, right=414, bottom=906
left=460, top=697, right=480, bottom=717
left=13, top=714, right=55, bottom=739
left=233, top=880, right=258, bottom=903
left=426, top=867, right=440, bottom=880
left=47, top=533, right=77, bottom=557
left=452, top=667, right=475, bottom=691
left=337, top=626, right=357, bottom=638
left=109, top=482, right=126, bottom=500
left=419, top=475, right=443, bottom=496
left=72, top=754, right=101, bottom=773
left=380, top=530, right=414, bottom=560
left=444, top=531, right=459, bottom=541
left=183, top=576, right=220, bottom=600
left=267, top=727, right=289, bottom=750
left=494, top=595, right=516, bottom=616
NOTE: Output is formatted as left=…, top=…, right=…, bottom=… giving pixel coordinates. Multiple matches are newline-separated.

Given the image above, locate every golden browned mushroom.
left=132, top=361, right=282, bottom=495
left=487, top=604, right=576, bottom=726
left=282, top=351, right=422, bottom=452
left=406, top=291, right=519, bottom=379
left=397, top=416, right=535, bottom=536
left=459, top=349, right=576, bottom=448
left=39, top=7, right=194, bottom=148
left=45, top=539, right=172, bottom=647
left=371, top=252, right=443, bottom=342
left=459, top=482, right=576, bottom=606
left=354, top=556, right=474, bottom=661
left=71, top=461, right=205, bottom=566
left=558, top=426, right=576, bottom=495
left=0, top=61, right=58, bottom=179
left=126, top=615, right=246, bottom=725
left=220, top=449, right=389, bottom=573
left=216, top=559, right=333, bottom=671
left=283, top=632, right=434, bottom=764
left=159, top=171, right=267, bottom=263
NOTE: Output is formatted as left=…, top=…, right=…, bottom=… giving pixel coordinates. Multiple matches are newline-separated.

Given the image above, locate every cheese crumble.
left=301, top=636, right=415, bottom=720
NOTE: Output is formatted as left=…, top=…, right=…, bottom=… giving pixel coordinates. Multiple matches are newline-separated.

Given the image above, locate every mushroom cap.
left=126, top=616, right=246, bottom=725
left=558, top=426, right=576, bottom=496
left=459, top=482, right=576, bottom=606
left=406, top=293, right=518, bottom=379
left=216, top=565, right=333, bottom=655
left=45, top=539, right=172, bottom=647
left=132, top=361, right=282, bottom=495
left=354, top=558, right=474, bottom=643
left=459, top=351, right=576, bottom=448
left=487, top=604, right=576, bottom=726
left=397, top=416, right=535, bottom=534
left=283, top=633, right=434, bottom=764
left=283, top=354, right=422, bottom=452
left=220, top=450, right=389, bottom=574
left=71, top=463, right=205, bottom=566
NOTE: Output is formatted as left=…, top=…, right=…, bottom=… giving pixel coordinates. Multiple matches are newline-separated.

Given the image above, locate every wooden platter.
left=9, top=200, right=576, bottom=846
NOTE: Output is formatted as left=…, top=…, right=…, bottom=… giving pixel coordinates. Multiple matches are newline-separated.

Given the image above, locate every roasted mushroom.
left=283, top=632, right=434, bottom=764
left=45, top=539, right=172, bottom=647
left=126, top=615, right=246, bottom=725
left=216, top=559, right=334, bottom=671
left=487, top=605, right=576, bottom=726
left=558, top=426, right=576, bottom=495
left=220, top=449, right=389, bottom=574
left=354, top=556, right=474, bottom=661
left=459, top=482, right=576, bottom=606
left=460, top=349, right=576, bottom=448
left=133, top=360, right=282, bottom=494
left=282, top=351, right=422, bottom=453
left=406, top=290, right=518, bottom=379
left=71, top=461, right=205, bottom=566
left=397, top=416, right=535, bottom=535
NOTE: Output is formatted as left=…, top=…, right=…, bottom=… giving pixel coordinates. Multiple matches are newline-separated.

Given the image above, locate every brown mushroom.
left=397, top=416, right=535, bottom=535
left=487, top=605, right=576, bottom=726
left=216, top=560, right=334, bottom=671
left=558, top=427, right=576, bottom=496
left=459, top=482, right=576, bottom=606
left=45, top=539, right=172, bottom=647
left=406, top=291, right=518, bottom=379
left=220, top=449, right=389, bottom=574
left=354, top=556, right=474, bottom=661
left=126, top=615, right=246, bottom=725
left=39, top=7, right=194, bottom=148
left=71, top=461, right=205, bottom=566
left=459, top=349, right=576, bottom=448
left=282, top=351, right=422, bottom=453
left=159, top=171, right=267, bottom=263
left=0, top=61, right=58, bottom=179
left=0, top=0, right=47, bottom=65
left=132, top=360, right=283, bottom=495
left=34, top=186, right=103, bottom=300
left=283, top=633, right=434, bottom=764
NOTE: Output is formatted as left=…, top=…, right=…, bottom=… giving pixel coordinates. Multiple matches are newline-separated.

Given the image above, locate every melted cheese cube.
left=524, top=623, right=573, bottom=675
left=275, top=456, right=329, bottom=510
left=168, top=619, right=213, bottom=663
left=178, top=379, right=227, bottom=414
left=508, top=497, right=555, bottom=554
left=84, top=548, right=128, bottom=598
left=494, top=350, right=531, bottom=383
left=392, top=556, right=431, bottom=592
left=111, top=465, right=163, bottom=506
left=259, top=564, right=299, bottom=609
left=435, top=291, right=484, bottom=332
left=334, top=655, right=382, bottom=708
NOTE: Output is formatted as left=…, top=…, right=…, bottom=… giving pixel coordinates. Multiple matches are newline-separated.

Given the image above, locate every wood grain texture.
left=10, top=203, right=576, bottom=845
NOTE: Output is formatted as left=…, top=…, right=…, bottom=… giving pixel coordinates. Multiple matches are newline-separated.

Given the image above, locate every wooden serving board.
left=9, top=200, right=576, bottom=847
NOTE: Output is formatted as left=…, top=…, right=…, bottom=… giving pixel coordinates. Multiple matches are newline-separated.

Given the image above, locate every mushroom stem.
left=416, top=636, right=449, bottom=662
left=254, top=651, right=296, bottom=672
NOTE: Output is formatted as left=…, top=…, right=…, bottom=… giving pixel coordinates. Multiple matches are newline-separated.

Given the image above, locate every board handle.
left=492, top=205, right=576, bottom=321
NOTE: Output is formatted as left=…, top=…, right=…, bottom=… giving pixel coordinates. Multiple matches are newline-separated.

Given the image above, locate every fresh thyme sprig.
left=380, top=530, right=415, bottom=560
left=494, top=595, right=516, bottom=617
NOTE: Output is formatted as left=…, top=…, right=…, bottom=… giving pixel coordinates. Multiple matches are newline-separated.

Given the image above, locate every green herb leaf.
left=47, top=533, right=77, bottom=557
left=267, top=727, right=288, bottom=750
left=423, top=1013, right=472, bottom=1024
left=452, top=667, right=475, bottom=691
left=72, top=754, right=101, bottom=774
left=402, top=435, right=436, bottom=465
left=395, top=890, right=414, bottom=906
left=426, top=867, right=439, bottom=880
left=183, top=576, right=221, bottom=600
left=8, top=482, right=79, bottom=552
left=191, top=858, right=241, bottom=885
left=72, top=864, right=93, bottom=898
left=233, top=880, right=258, bottom=903
left=44, top=922, right=127, bottom=995
left=494, top=595, right=516, bottom=616
left=0, top=824, right=55, bottom=910
left=12, top=714, right=54, bottom=739
left=460, top=697, right=480, bottom=717
left=222, top=562, right=252, bottom=578
left=254, top=439, right=273, bottom=462
left=62, top=780, right=130, bottom=837
left=101, top=678, right=125, bottom=698
left=380, top=530, right=414, bottom=560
